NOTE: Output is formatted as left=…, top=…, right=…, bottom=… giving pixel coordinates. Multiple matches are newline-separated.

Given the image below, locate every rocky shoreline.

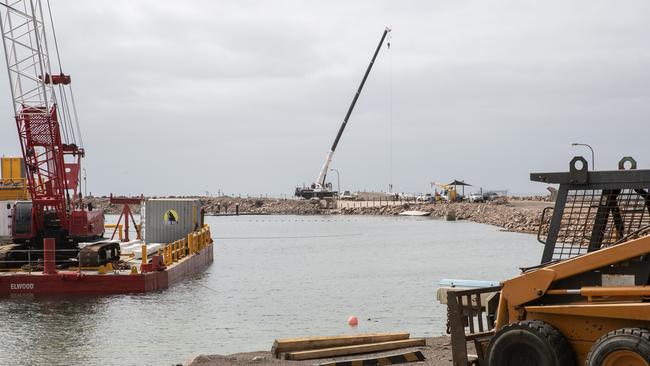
left=85, top=196, right=547, bottom=234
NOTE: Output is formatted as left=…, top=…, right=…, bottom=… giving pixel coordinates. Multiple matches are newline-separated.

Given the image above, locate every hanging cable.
left=388, top=30, right=394, bottom=193
left=45, top=0, right=63, bottom=73
left=46, top=0, right=84, bottom=148
left=69, top=88, right=84, bottom=148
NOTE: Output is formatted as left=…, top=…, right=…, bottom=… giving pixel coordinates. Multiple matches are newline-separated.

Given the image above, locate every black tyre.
left=586, top=328, right=650, bottom=366
left=487, top=320, right=575, bottom=366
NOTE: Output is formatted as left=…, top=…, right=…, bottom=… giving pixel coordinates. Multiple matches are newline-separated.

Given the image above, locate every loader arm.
left=496, top=234, right=650, bottom=327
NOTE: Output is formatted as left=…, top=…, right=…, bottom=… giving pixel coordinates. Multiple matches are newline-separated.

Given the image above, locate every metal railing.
left=0, top=248, right=79, bottom=272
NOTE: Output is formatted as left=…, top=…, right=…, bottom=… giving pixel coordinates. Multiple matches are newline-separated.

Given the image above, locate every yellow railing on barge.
left=161, top=225, right=213, bottom=267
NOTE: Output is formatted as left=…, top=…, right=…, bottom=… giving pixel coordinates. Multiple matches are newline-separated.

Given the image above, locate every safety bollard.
left=43, top=237, right=57, bottom=275
left=141, top=244, right=147, bottom=265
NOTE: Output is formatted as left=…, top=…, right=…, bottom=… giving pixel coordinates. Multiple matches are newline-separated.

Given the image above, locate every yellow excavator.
left=432, top=181, right=458, bottom=202
left=444, top=156, right=650, bottom=366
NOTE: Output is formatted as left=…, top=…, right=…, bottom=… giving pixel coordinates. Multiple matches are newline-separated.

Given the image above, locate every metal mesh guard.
left=540, top=188, right=650, bottom=261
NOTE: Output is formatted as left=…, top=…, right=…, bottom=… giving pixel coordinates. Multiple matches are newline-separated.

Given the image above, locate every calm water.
left=0, top=215, right=542, bottom=366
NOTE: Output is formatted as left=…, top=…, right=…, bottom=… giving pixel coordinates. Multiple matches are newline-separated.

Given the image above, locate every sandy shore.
left=185, top=336, right=455, bottom=366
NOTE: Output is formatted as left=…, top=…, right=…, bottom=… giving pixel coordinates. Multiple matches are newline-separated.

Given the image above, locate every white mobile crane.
left=295, top=27, right=391, bottom=199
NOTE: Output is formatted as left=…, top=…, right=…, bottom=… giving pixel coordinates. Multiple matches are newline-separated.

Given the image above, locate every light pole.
left=571, top=143, right=595, bottom=170
left=330, top=168, right=340, bottom=195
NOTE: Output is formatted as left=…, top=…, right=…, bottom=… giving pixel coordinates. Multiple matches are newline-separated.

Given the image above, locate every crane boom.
left=0, top=0, right=103, bottom=245
left=297, top=27, right=391, bottom=199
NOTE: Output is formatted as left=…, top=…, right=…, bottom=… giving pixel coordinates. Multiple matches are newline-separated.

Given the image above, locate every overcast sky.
left=0, top=0, right=649, bottom=196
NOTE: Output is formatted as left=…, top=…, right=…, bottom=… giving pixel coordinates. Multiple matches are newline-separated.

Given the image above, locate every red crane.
left=0, top=0, right=104, bottom=249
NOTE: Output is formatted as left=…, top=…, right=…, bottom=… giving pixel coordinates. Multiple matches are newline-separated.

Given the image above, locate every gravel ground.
left=185, top=336, right=455, bottom=366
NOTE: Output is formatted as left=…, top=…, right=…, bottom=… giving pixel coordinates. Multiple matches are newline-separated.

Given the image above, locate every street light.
left=571, top=143, right=595, bottom=171
left=330, top=168, right=340, bottom=195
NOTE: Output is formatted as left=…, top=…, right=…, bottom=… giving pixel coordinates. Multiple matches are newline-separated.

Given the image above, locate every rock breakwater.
left=84, top=196, right=546, bottom=233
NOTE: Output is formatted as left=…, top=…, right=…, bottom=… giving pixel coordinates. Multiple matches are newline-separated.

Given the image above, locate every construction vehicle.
left=0, top=0, right=107, bottom=265
left=443, top=156, right=650, bottom=366
left=432, top=181, right=458, bottom=202
left=295, top=27, right=391, bottom=199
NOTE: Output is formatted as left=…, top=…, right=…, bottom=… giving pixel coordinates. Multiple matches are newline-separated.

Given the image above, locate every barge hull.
left=0, top=244, right=213, bottom=295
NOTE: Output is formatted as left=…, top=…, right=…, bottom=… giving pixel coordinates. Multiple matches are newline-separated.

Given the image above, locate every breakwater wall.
left=85, top=196, right=546, bottom=234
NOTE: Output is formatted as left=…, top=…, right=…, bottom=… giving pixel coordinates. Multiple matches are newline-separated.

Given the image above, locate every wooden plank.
left=282, top=338, right=426, bottom=361
left=271, top=332, right=410, bottom=358
left=313, top=350, right=426, bottom=366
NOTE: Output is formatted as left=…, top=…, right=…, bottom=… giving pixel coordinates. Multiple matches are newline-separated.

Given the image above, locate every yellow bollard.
left=130, top=265, right=138, bottom=275
left=141, top=244, right=147, bottom=264
left=106, top=262, right=114, bottom=272
left=173, top=241, right=178, bottom=263
left=97, top=265, right=106, bottom=274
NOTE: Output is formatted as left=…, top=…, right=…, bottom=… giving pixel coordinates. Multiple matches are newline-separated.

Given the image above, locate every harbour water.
left=0, top=215, right=542, bottom=366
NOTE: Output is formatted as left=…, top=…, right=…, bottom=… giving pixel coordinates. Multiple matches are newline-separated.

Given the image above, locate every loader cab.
left=533, top=156, right=650, bottom=267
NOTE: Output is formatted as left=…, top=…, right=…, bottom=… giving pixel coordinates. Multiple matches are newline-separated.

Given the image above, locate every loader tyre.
left=586, top=328, right=650, bottom=366
left=487, top=320, right=574, bottom=366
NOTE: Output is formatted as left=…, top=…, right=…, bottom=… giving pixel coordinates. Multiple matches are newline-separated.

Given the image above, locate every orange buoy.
left=348, top=316, right=358, bottom=327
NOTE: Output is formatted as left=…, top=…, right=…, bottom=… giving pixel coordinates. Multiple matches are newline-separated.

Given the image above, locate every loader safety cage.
left=532, top=156, right=650, bottom=264
left=443, top=156, right=650, bottom=366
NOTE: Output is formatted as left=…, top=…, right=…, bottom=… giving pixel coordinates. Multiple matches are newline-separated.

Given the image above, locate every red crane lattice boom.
left=0, top=0, right=102, bottom=244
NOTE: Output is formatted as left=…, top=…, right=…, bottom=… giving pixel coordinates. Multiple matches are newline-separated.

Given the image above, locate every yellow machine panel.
left=0, top=156, right=28, bottom=200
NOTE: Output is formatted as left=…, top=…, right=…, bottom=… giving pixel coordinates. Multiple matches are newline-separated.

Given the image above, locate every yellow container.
left=1, top=156, right=24, bottom=180
left=0, top=156, right=28, bottom=200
